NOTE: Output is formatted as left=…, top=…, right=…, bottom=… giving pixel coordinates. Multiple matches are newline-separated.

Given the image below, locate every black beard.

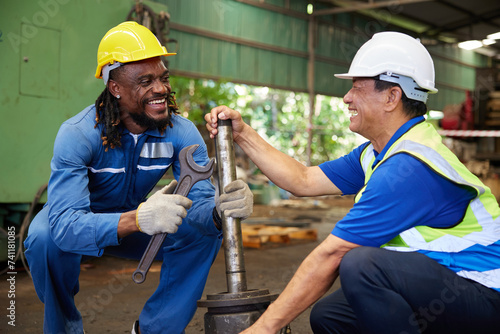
left=129, top=110, right=170, bottom=131
left=130, top=92, right=178, bottom=131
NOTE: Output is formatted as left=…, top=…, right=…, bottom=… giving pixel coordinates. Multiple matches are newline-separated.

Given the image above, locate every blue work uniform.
left=24, top=105, right=222, bottom=334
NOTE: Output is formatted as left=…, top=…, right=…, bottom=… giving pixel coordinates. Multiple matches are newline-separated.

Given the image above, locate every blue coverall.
left=24, top=105, right=222, bottom=334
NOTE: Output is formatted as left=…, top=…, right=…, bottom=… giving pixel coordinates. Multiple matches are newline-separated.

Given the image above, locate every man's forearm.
left=207, top=106, right=342, bottom=196
left=261, top=254, right=339, bottom=331
left=235, top=124, right=311, bottom=196
left=242, top=236, right=346, bottom=333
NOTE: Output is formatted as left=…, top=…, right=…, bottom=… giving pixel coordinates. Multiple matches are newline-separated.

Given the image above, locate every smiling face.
left=109, top=57, right=173, bottom=133
left=343, top=78, right=387, bottom=141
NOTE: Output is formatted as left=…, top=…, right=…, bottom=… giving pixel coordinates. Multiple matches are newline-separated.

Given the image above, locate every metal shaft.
left=215, top=119, right=248, bottom=293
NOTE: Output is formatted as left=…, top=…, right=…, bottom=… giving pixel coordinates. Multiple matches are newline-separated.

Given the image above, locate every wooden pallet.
left=241, top=223, right=317, bottom=249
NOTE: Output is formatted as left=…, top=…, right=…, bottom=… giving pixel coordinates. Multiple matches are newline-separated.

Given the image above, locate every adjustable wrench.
left=132, top=144, right=215, bottom=284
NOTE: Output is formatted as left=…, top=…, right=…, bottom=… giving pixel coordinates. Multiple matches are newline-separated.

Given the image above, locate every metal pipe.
left=306, top=15, right=315, bottom=167
left=198, top=124, right=279, bottom=330
left=215, top=119, right=248, bottom=293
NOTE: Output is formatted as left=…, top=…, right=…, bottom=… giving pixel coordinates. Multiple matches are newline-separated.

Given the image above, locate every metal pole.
left=306, top=14, right=316, bottom=167
left=198, top=119, right=278, bottom=333
left=215, top=119, right=248, bottom=293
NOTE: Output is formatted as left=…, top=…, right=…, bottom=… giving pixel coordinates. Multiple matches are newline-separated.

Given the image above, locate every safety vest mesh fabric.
left=355, top=121, right=500, bottom=288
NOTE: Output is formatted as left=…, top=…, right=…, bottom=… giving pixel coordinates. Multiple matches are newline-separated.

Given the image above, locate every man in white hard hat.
left=205, top=31, right=500, bottom=333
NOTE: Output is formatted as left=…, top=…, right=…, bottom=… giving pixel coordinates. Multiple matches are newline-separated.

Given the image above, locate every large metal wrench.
left=132, top=144, right=215, bottom=284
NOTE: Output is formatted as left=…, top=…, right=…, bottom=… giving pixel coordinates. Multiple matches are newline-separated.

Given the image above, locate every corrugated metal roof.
left=163, top=0, right=498, bottom=109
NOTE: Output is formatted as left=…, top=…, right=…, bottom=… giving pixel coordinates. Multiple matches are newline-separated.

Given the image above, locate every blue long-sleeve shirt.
left=46, top=104, right=220, bottom=256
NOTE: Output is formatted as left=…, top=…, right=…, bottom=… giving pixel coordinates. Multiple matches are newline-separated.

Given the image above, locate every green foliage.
left=170, top=77, right=238, bottom=124
left=170, top=76, right=359, bottom=166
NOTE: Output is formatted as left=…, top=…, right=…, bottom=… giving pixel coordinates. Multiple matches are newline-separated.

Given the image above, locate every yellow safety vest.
left=356, top=120, right=500, bottom=290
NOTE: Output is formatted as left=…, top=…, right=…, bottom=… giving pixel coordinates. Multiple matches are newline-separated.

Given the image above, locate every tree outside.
left=171, top=76, right=361, bottom=167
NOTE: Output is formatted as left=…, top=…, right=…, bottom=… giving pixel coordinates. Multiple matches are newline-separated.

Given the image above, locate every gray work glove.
left=136, top=180, right=193, bottom=235
left=216, top=179, right=253, bottom=220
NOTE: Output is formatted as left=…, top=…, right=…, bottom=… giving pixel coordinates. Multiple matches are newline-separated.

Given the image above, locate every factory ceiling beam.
left=433, top=0, right=500, bottom=32
left=313, top=0, right=433, bottom=16
left=418, top=0, right=500, bottom=52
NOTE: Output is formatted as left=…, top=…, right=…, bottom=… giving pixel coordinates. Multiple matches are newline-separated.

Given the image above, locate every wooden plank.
left=241, top=223, right=317, bottom=248
left=488, top=111, right=500, bottom=118
left=485, top=120, right=500, bottom=126
left=288, top=229, right=318, bottom=240
left=241, top=234, right=264, bottom=249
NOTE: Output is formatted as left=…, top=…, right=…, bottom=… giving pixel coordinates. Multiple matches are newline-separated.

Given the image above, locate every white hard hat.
left=335, top=31, right=438, bottom=103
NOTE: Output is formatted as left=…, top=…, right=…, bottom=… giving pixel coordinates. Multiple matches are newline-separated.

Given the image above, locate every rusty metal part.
left=132, top=144, right=214, bottom=284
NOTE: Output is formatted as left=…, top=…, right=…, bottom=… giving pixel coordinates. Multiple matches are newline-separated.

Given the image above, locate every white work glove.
left=136, top=180, right=193, bottom=235
left=216, top=179, right=253, bottom=220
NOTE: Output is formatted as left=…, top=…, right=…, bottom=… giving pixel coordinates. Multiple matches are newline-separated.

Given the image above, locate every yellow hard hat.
left=95, top=21, right=176, bottom=79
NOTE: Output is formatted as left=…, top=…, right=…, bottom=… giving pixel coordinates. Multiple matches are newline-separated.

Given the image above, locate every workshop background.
left=1, top=0, right=500, bottom=333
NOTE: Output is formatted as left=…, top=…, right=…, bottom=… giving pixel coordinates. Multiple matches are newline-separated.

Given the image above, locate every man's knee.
left=310, top=297, right=331, bottom=333
left=310, top=291, right=359, bottom=334
left=25, top=209, right=80, bottom=273
left=25, top=210, right=56, bottom=257
left=339, top=247, right=381, bottom=279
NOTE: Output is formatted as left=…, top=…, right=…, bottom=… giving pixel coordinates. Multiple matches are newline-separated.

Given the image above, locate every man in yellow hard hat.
left=206, top=32, right=500, bottom=333
left=24, top=21, right=253, bottom=334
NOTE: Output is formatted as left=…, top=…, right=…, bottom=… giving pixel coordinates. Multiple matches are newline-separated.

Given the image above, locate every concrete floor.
left=0, top=198, right=352, bottom=333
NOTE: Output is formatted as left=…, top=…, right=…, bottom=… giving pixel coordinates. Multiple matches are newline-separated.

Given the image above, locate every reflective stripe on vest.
left=356, top=121, right=500, bottom=289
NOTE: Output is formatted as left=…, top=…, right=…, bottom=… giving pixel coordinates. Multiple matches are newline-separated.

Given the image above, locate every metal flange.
left=197, top=289, right=278, bottom=314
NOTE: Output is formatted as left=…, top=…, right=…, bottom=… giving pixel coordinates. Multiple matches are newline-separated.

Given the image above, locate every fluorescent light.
left=307, top=4, right=313, bottom=14
left=483, top=39, right=496, bottom=46
left=474, top=47, right=497, bottom=57
left=428, top=110, right=443, bottom=120
left=487, top=32, right=500, bottom=40
left=458, top=40, right=483, bottom=50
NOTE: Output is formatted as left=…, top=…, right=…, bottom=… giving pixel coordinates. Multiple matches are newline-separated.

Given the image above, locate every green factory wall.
left=0, top=0, right=133, bottom=204
left=165, top=0, right=310, bottom=92
left=164, top=0, right=489, bottom=109
left=0, top=0, right=491, bottom=204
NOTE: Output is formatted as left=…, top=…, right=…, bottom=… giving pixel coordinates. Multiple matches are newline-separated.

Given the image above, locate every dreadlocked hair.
left=94, top=87, right=122, bottom=151
left=166, top=91, right=180, bottom=124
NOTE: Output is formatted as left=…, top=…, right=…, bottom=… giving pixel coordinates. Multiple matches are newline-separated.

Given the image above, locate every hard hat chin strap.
left=102, top=62, right=123, bottom=85
left=378, top=72, right=429, bottom=103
